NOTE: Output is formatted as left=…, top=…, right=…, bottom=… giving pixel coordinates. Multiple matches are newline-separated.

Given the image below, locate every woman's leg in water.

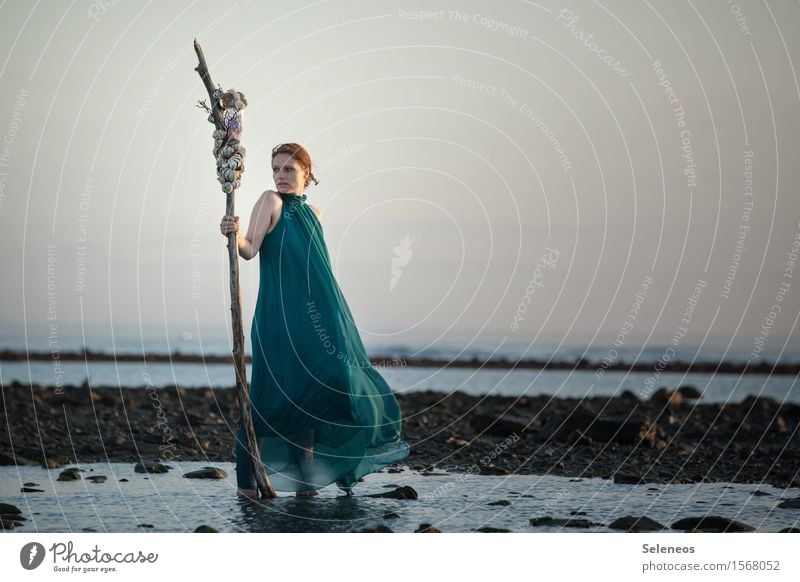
left=235, top=425, right=258, bottom=498
left=293, top=429, right=319, bottom=496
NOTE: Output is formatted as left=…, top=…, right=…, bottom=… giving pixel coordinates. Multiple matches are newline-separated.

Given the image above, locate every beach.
left=2, top=382, right=798, bottom=490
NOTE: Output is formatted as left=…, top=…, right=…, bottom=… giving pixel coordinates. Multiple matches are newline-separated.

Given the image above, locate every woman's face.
left=272, top=153, right=308, bottom=194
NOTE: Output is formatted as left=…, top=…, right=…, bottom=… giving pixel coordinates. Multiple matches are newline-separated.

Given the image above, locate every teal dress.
left=235, top=191, right=410, bottom=493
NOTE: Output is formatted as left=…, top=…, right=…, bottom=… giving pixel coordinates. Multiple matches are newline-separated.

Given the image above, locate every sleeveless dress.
left=235, top=191, right=410, bottom=493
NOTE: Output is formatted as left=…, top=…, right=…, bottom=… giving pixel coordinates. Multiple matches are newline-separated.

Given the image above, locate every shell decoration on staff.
left=206, top=88, right=248, bottom=194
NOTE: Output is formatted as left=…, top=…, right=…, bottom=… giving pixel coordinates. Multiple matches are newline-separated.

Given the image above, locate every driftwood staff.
left=193, top=39, right=276, bottom=499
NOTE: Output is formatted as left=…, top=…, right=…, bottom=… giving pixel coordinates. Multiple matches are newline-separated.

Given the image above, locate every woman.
left=220, top=143, right=410, bottom=498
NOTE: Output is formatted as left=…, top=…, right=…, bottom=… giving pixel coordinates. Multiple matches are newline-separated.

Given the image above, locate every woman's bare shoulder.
left=308, top=203, right=322, bottom=222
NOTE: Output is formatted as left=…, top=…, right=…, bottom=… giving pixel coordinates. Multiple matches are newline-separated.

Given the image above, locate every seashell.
left=222, top=183, right=233, bottom=193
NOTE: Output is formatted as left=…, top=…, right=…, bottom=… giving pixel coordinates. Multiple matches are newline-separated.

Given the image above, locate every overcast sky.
left=1, top=0, right=798, bottom=358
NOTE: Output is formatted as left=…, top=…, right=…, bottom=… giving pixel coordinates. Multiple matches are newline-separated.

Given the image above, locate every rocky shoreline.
left=1, top=382, right=798, bottom=490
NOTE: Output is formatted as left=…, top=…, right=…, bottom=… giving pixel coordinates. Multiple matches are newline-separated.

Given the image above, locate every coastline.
left=1, top=383, right=798, bottom=490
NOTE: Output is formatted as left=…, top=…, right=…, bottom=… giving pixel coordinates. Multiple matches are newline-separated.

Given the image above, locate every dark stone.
left=777, top=497, right=800, bottom=509
left=529, top=516, right=601, bottom=528
left=476, top=526, right=512, bottom=532
left=779, top=527, right=800, bottom=533
left=383, top=511, right=400, bottom=520
left=614, top=472, right=647, bottom=484
left=194, top=525, right=218, bottom=533
left=671, top=516, right=755, bottom=532
left=0, top=451, right=38, bottom=466
left=543, top=407, right=656, bottom=447
left=21, top=487, right=45, bottom=493
left=137, top=523, right=155, bottom=528
left=415, top=523, right=441, bottom=533
left=470, top=412, right=531, bottom=436
left=1, top=519, right=20, bottom=530
left=367, top=486, right=418, bottom=500
left=0, top=503, right=22, bottom=515
left=608, top=516, right=665, bottom=532
left=488, top=499, right=511, bottom=506
left=86, top=476, right=107, bottom=483
left=134, top=461, right=169, bottom=474
left=184, top=467, right=227, bottom=479
left=479, top=465, right=509, bottom=475
left=57, top=468, right=83, bottom=481
left=676, top=385, right=702, bottom=399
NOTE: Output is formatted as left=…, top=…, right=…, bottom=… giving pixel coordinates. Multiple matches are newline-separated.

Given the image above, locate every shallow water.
left=2, top=462, right=798, bottom=533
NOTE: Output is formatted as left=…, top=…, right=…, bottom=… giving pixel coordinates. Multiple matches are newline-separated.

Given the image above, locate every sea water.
left=1, top=462, right=798, bottom=533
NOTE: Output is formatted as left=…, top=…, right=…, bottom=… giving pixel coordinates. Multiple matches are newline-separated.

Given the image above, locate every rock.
left=479, top=465, right=509, bottom=475
left=367, top=486, right=418, bottom=500
left=543, top=407, right=656, bottom=447
left=476, top=526, right=512, bottom=532
left=614, top=472, right=647, bottom=484
left=41, top=454, right=72, bottom=469
left=119, top=478, right=129, bottom=482
left=751, top=490, right=771, bottom=497
left=470, top=412, right=531, bottom=436
left=137, top=523, right=154, bottom=528
left=383, top=511, right=400, bottom=520
left=488, top=500, right=511, bottom=506
left=57, top=468, right=83, bottom=481
left=1, top=519, right=20, bottom=530
left=415, top=523, right=441, bottom=533
left=608, top=516, right=665, bottom=532
left=134, top=461, right=169, bottom=474
left=0, top=503, right=21, bottom=515
left=194, top=525, right=218, bottom=533
left=360, top=524, right=393, bottom=533
left=86, top=476, right=107, bottom=483
left=184, top=467, right=227, bottom=479
left=650, top=387, right=683, bottom=407
left=529, top=516, right=600, bottom=528
left=386, top=467, right=403, bottom=473
left=21, top=487, right=44, bottom=493
left=676, top=385, right=702, bottom=399
left=779, top=527, right=800, bottom=533
left=619, top=390, right=640, bottom=401
left=776, top=497, right=800, bottom=509
left=1, top=513, right=27, bottom=522
left=0, top=451, right=38, bottom=466
left=671, top=516, right=755, bottom=532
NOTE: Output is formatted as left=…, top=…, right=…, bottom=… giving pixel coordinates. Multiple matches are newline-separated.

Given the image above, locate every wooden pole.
left=193, top=39, right=276, bottom=499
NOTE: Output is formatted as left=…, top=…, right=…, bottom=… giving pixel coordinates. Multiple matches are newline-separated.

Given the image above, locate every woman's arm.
left=220, top=190, right=277, bottom=260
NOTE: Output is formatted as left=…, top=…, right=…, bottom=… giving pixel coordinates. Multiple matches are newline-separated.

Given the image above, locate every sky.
left=0, top=0, right=798, bottom=359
